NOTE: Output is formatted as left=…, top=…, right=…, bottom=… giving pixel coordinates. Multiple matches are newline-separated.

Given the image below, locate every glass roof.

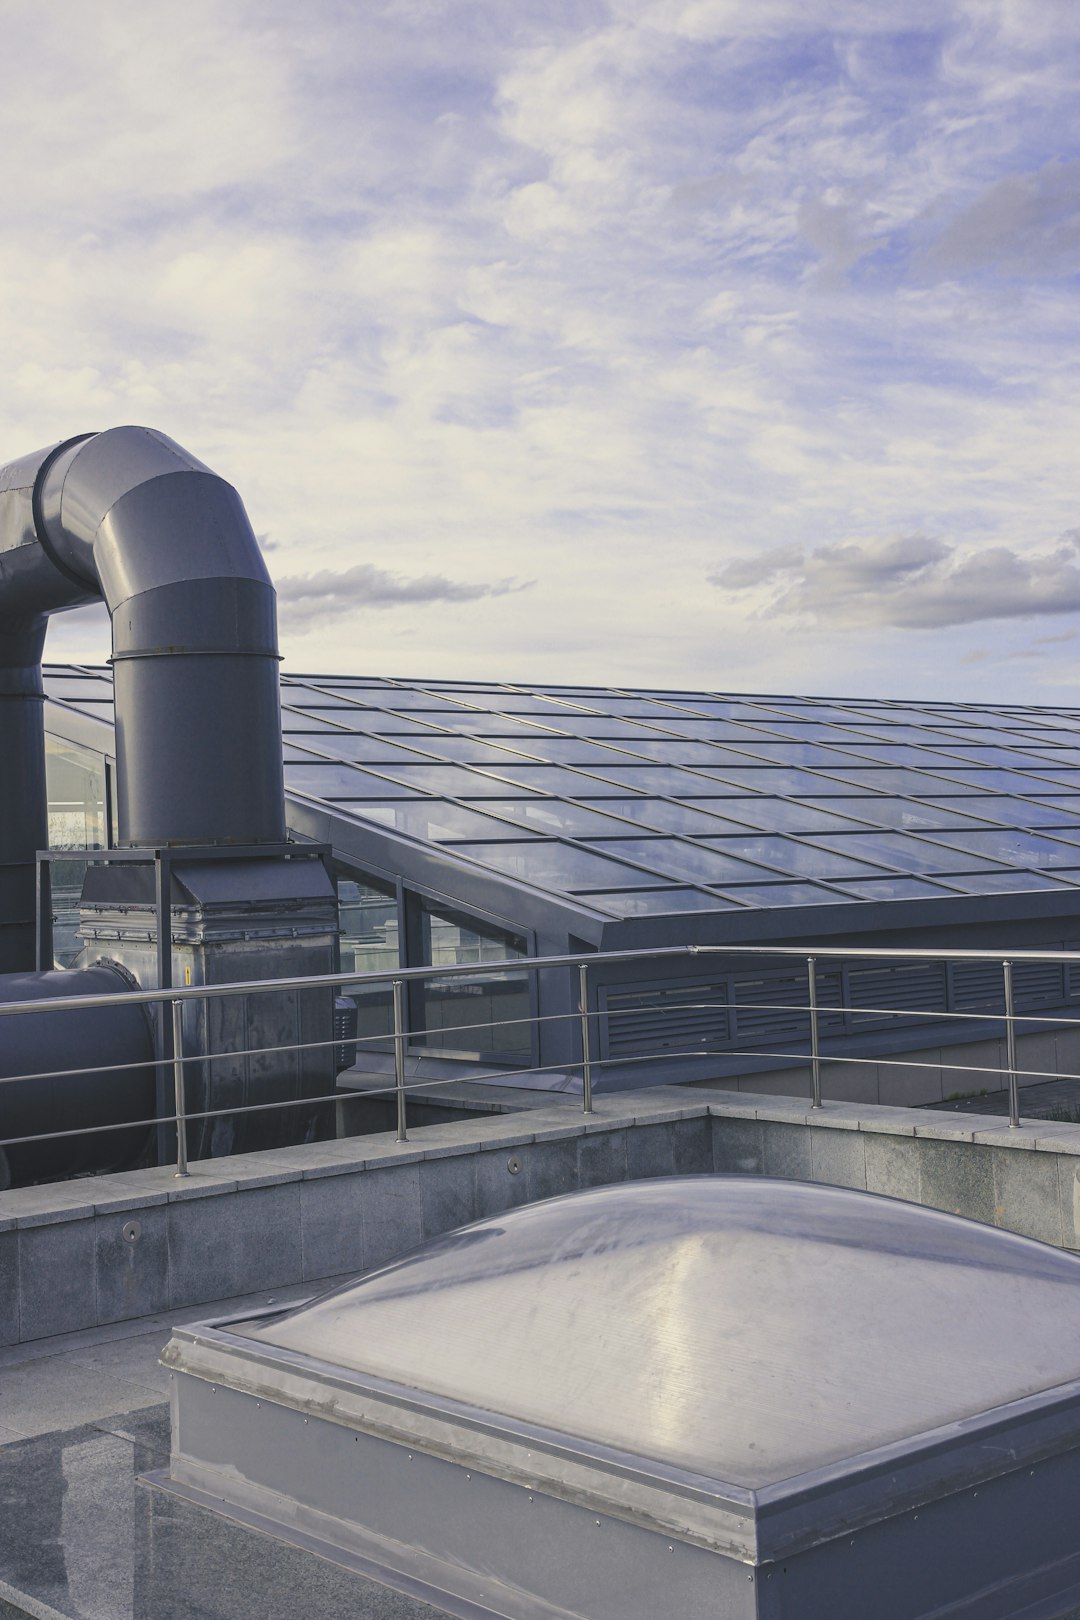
left=43, top=666, right=1080, bottom=922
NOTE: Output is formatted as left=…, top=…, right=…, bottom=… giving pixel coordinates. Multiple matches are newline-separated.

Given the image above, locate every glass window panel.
left=818, top=798, right=996, bottom=831
left=694, top=766, right=861, bottom=795
left=677, top=699, right=794, bottom=719
left=1020, top=796, right=1080, bottom=818
left=726, top=721, right=858, bottom=740
left=295, top=768, right=420, bottom=798
left=579, top=798, right=762, bottom=835
left=1008, top=728, right=1080, bottom=745
left=925, top=745, right=1062, bottom=769
left=282, top=695, right=377, bottom=713
left=43, top=677, right=113, bottom=700
left=754, top=702, right=880, bottom=723
left=683, top=797, right=870, bottom=834
left=518, top=717, right=662, bottom=738
left=339, top=689, right=476, bottom=711
left=391, top=736, right=543, bottom=767
left=927, top=796, right=1080, bottom=828
left=445, top=840, right=653, bottom=889
left=411, top=899, right=531, bottom=1061
left=808, top=831, right=1000, bottom=874
left=833, top=725, right=943, bottom=745
left=578, top=698, right=702, bottom=718
left=719, top=741, right=878, bottom=767
left=638, top=719, right=784, bottom=742
left=939, top=871, right=1073, bottom=894
left=1024, top=750, right=1080, bottom=767
left=280, top=711, right=354, bottom=734
left=1003, top=769, right=1080, bottom=790
left=289, top=734, right=434, bottom=764
left=925, top=828, right=1080, bottom=868
left=819, top=767, right=984, bottom=793
left=334, top=868, right=399, bottom=1053
left=46, top=735, right=107, bottom=852
left=583, top=837, right=778, bottom=884
left=572, top=888, right=735, bottom=916
left=284, top=761, right=399, bottom=798
left=365, top=717, right=465, bottom=736
left=454, top=715, right=576, bottom=737
left=716, top=881, right=854, bottom=907
left=498, top=737, right=649, bottom=766
left=480, top=697, right=595, bottom=716
left=477, top=800, right=646, bottom=837
left=840, top=706, right=947, bottom=724
left=579, top=764, right=727, bottom=794
left=924, top=768, right=1063, bottom=791
left=342, top=800, right=539, bottom=842
left=699, top=835, right=889, bottom=879
left=589, top=739, right=755, bottom=765
left=45, top=736, right=108, bottom=968
left=378, top=763, right=548, bottom=796
left=847, top=745, right=971, bottom=767
left=837, top=876, right=954, bottom=900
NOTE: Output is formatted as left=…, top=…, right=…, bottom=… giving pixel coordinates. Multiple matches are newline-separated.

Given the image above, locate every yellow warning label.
left=184, top=965, right=191, bottom=986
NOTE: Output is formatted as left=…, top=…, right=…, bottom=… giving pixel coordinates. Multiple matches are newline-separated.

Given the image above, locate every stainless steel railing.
left=5, top=941, right=1080, bottom=1180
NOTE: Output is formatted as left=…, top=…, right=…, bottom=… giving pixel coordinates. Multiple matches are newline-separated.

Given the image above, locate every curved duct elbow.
left=0, top=428, right=287, bottom=970
left=38, top=427, right=286, bottom=849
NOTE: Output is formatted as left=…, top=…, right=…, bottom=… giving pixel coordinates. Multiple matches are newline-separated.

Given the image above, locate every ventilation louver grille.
left=601, top=947, right=1077, bottom=1066
left=847, top=962, right=948, bottom=1025
left=604, top=980, right=730, bottom=1058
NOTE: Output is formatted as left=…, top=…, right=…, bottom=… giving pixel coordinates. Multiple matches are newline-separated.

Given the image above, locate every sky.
left=3, top=0, right=1080, bottom=703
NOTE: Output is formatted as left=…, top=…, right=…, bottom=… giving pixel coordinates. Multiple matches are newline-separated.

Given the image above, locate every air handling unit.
left=0, top=427, right=338, bottom=1185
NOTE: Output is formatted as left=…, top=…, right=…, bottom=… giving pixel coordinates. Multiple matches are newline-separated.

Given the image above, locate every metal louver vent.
left=1011, top=961, right=1065, bottom=1006
left=951, top=962, right=1006, bottom=1014
left=603, top=979, right=730, bottom=1059
left=847, top=962, right=947, bottom=1025
left=732, top=973, right=809, bottom=1040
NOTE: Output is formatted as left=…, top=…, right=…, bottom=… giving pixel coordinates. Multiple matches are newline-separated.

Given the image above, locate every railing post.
left=171, top=999, right=189, bottom=1177
left=578, top=962, right=593, bottom=1115
left=392, top=978, right=407, bottom=1142
left=1003, top=960, right=1021, bottom=1129
left=807, top=956, right=822, bottom=1109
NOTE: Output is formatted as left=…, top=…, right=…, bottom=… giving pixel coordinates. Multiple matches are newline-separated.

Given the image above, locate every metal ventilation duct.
left=0, top=427, right=286, bottom=972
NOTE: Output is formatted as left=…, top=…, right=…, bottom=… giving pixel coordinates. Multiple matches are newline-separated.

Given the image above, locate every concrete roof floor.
left=0, top=1279, right=453, bottom=1620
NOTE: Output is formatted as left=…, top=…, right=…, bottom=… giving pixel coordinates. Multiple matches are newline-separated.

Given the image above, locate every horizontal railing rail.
left=5, top=942, right=1080, bottom=1178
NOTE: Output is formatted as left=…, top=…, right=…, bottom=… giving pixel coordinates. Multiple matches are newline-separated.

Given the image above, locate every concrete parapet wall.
left=3, top=1087, right=1080, bottom=1346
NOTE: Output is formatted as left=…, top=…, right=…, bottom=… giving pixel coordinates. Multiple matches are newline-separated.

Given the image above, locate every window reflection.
left=45, top=735, right=107, bottom=966
left=411, top=898, right=531, bottom=1061
left=336, top=872, right=399, bottom=1052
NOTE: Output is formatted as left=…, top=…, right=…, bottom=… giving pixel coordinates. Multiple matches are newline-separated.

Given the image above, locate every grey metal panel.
left=0, top=961, right=153, bottom=1184
left=158, top=1373, right=750, bottom=1620
left=243, top=1177, right=1080, bottom=1490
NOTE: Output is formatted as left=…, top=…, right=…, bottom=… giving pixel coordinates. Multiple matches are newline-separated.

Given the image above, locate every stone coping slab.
left=2, top=1086, right=1077, bottom=1233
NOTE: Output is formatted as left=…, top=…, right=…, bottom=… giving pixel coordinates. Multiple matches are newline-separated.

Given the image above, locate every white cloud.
left=714, top=531, right=1080, bottom=630
left=2, top=0, right=1079, bottom=703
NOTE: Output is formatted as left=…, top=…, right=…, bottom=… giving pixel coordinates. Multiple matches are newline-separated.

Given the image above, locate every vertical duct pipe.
left=0, top=427, right=287, bottom=970
left=0, top=442, right=97, bottom=972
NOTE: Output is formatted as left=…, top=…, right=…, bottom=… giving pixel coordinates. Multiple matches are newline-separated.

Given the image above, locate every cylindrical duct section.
left=38, top=427, right=286, bottom=847
left=0, top=440, right=99, bottom=972
left=0, top=963, right=155, bottom=1187
left=0, top=630, right=47, bottom=975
